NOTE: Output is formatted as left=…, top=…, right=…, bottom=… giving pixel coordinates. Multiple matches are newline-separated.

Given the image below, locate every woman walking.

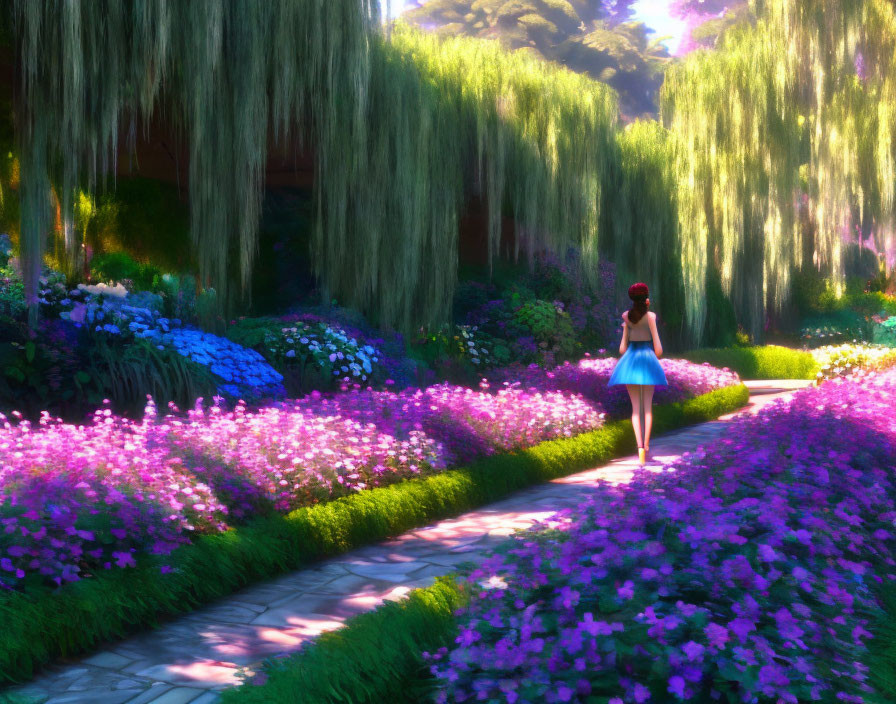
left=608, top=282, right=667, bottom=466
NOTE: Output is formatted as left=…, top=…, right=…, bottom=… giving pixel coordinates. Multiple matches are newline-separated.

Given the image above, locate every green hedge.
left=680, top=345, right=818, bottom=380
left=221, top=578, right=468, bottom=704
left=869, top=582, right=896, bottom=703
left=0, top=384, right=748, bottom=685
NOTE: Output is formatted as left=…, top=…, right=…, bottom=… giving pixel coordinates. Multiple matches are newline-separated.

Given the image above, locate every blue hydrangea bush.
left=57, top=283, right=283, bottom=400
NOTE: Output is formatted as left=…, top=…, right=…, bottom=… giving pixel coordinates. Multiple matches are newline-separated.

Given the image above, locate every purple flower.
left=704, top=623, right=729, bottom=648
left=668, top=675, right=686, bottom=698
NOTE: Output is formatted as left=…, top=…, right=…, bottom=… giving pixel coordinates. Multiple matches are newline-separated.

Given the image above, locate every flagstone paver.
left=4, top=381, right=810, bottom=704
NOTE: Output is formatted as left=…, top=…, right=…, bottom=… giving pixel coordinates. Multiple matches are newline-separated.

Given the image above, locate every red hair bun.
left=628, top=282, right=649, bottom=299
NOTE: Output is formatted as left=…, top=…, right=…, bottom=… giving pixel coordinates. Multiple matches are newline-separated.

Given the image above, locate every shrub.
left=263, top=321, right=385, bottom=388
left=410, top=324, right=512, bottom=382
left=681, top=345, right=818, bottom=380
left=800, top=309, right=871, bottom=346
left=811, top=342, right=896, bottom=382
left=454, top=252, right=618, bottom=368
left=0, top=233, right=11, bottom=267
left=88, top=251, right=141, bottom=284
left=872, top=316, right=896, bottom=347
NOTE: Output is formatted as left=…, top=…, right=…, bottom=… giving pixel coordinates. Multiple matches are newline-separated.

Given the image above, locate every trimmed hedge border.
left=0, top=384, right=748, bottom=685
left=221, top=578, right=468, bottom=704
left=681, top=345, right=818, bottom=380
left=869, top=583, right=896, bottom=702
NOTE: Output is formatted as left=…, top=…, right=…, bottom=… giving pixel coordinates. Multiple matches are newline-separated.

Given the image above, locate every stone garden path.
left=7, top=380, right=813, bottom=704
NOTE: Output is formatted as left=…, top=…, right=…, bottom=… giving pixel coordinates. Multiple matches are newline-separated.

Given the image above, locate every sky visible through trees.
left=381, top=0, right=744, bottom=54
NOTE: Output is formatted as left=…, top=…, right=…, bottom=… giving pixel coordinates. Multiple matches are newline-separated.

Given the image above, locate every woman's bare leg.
left=626, top=384, right=644, bottom=448
left=642, top=385, right=655, bottom=451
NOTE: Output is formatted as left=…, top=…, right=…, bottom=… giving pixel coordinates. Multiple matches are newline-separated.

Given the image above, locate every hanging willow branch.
left=11, top=0, right=377, bottom=322
left=12, top=0, right=893, bottom=341
left=661, top=0, right=896, bottom=341
left=9, top=2, right=618, bottom=332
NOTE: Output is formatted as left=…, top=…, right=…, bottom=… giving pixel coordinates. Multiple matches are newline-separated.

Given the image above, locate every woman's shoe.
left=638, top=448, right=646, bottom=466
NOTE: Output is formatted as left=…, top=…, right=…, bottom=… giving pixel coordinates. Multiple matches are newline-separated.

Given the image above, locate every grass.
left=220, top=577, right=468, bottom=704
left=869, top=582, right=896, bottom=703
left=680, top=345, right=818, bottom=380
left=0, top=384, right=748, bottom=685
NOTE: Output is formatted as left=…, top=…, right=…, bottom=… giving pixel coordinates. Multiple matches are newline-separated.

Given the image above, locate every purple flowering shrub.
left=427, top=371, right=896, bottom=703
left=0, top=351, right=739, bottom=591
left=0, top=377, right=603, bottom=590
left=0, top=404, right=228, bottom=589
left=452, top=251, right=619, bottom=369
left=488, top=355, right=741, bottom=418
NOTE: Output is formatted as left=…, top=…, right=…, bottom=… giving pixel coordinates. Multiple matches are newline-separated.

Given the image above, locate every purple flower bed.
left=0, top=356, right=737, bottom=591
left=488, top=355, right=741, bottom=418
left=426, top=371, right=896, bottom=703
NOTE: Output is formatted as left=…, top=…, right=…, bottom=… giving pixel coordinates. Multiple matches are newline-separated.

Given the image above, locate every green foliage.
left=92, top=178, right=192, bottom=275
left=316, top=24, right=617, bottom=332
left=702, top=269, right=739, bottom=348
left=873, top=317, right=896, bottom=348
left=87, top=338, right=219, bottom=416
left=0, top=384, right=747, bottom=683
left=226, top=317, right=286, bottom=350
left=868, top=582, right=896, bottom=703
left=228, top=315, right=394, bottom=393
left=800, top=309, right=871, bottom=346
left=0, top=318, right=97, bottom=419
left=410, top=324, right=511, bottom=384
left=148, top=273, right=221, bottom=332
left=600, top=120, right=681, bottom=337
left=455, top=252, right=618, bottom=364
left=220, top=578, right=468, bottom=703
left=681, top=346, right=819, bottom=380
left=661, top=0, right=896, bottom=342
left=0, top=312, right=217, bottom=421
left=88, top=251, right=162, bottom=292
left=404, top=0, right=668, bottom=116
left=89, top=251, right=140, bottom=283
left=10, top=3, right=617, bottom=336
left=513, top=299, right=578, bottom=358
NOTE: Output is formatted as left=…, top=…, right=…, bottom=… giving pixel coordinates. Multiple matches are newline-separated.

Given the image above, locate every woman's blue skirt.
left=608, top=340, right=667, bottom=387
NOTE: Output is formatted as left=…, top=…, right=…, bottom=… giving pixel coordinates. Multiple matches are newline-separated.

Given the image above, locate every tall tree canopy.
left=402, top=0, right=669, bottom=116
left=662, top=0, right=896, bottom=339
left=5, top=0, right=895, bottom=345
left=7, top=2, right=618, bottom=332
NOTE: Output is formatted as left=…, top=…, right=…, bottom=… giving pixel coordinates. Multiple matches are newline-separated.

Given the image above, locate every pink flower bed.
left=427, top=370, right=896, bottom=703
left=488, top=355, right=740, bottom=417
left=0, top=356, right=737, bottom=591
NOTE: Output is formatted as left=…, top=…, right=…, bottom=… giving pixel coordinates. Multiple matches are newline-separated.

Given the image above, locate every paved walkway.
left=6, top=381, right=812, bottom=704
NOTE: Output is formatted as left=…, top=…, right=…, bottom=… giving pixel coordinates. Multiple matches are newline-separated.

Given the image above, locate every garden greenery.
left=6, top=0, right=896, bottom=342
left=680, top=346, right=818, bottom=381
left=0, top=385, right=747, bottom=683
left=8, top=2, right=616, bottom=334
left=662, top=0, right=896, bottom=341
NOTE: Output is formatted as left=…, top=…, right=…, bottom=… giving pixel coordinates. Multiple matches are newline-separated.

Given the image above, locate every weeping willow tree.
left=600, top=120, right=681, bottom=333
left=9, top=2, right=618, bottom=332
left=11, top=0, right=376, bottom=325
left=662, top=0, right=896, bottom=341
left=321, top=24, right=618, bottom=330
